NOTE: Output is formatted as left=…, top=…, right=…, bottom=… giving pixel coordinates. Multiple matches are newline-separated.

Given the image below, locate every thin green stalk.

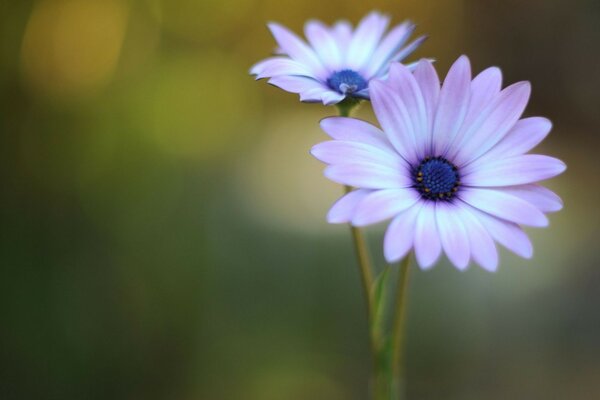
left=343, top=184, right=375, bottom=317
left=390, top=254, right=412, bottom=398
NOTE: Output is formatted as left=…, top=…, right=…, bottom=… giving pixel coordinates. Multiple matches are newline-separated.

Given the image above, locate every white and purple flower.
left=311, top=56, right=566, bottom=271
left=250, top=11, right=426, bottom=105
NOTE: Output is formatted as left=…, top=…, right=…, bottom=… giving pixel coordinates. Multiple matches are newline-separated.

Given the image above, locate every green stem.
left=343, top=185, right=375, bottom=317
left=390, top=254, right=412, bottom=399
left=335, top=101, right=380, bottom=398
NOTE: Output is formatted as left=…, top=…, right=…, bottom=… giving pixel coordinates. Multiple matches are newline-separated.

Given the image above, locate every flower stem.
left=390, top=254, right=412, bottom=399
left=343, top=185, right=375, bottom=318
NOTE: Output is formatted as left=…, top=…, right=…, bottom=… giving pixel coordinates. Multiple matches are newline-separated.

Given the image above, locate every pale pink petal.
left=311, top=141, right=405, bottom=170
left=324, top=163, right=413, bottom=189
left=454, top=81, right=531, bottom=166
left=497, top=184, right=563, bottom=213
left=327, top=189, right=372, bottom=223
left=319, top=117, right=397, bottom=154
left=436, top=202, right=470, bottom=270
left=476, top=117, right=552, bottom=162
left=460, top=205, right=499, bottom=271
left=432, top=55, right=472, bottom=156
left=413, top=202, right=442, bottom=269
left=386, top=63, right=428, bottom=158
left=383, top=202, right=423, bottom=263
left=459, top=187, right=549, bottom=227
left=464, top=203, right=533, bottom=258
left=370, top=80, right=420, bottom=164
left=461, top=155, right=566, bottom=187
left=352, top=188, right=421, bottom=226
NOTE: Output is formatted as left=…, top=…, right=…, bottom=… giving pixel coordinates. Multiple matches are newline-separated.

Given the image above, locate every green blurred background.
left=1, top=0, right=599, bottom=399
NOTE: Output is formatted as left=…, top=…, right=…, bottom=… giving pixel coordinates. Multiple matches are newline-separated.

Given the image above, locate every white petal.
left=383, top=202, right=423, bottom=263
left=267, top=22, right=328, bottom=79
left=459, top=188, right=549, bottom=227
left=250, top=57, right=313, bottom=79
left=346, top=12, right=390, bottom=71
left=304, top=20, right=342, bottom=70
left=267, top=75, right=325, bottom=93
left=413, top=202, right=442, bottom=269
left=352, top=188, right=421, bottom=227
left=327, top=189, right=372, bottom=223
left=363, top=21, right=415, bottom=78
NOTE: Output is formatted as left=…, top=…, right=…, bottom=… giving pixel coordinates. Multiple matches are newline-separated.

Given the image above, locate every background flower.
left=250, top=11, right=426, bottom=105
left=312, top=56, right=566, bottom=271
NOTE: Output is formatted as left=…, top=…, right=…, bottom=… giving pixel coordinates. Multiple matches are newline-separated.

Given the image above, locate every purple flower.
left=250, top=11, right=426, bottom=105
left=311, top=56, right=566, bottom=271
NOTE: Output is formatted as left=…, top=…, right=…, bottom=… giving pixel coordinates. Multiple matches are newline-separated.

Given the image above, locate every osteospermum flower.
left=250, top=11, right=426, bottom=105
left=311, top=56, right=566, bottom=271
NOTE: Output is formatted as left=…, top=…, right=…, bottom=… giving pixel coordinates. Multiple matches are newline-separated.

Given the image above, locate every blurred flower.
left=250, top=11, right=426, bottom=105
left=311, top=56, right=566, bottom=271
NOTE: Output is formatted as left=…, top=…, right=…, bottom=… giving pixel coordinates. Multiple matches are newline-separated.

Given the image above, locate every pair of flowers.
left=251, top=12, right=565, bottom=271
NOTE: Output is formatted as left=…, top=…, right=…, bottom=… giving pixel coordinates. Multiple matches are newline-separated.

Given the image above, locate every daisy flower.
left=311, top=56, right=566, bottom=271
left=250, top=11, right=426, bottom=105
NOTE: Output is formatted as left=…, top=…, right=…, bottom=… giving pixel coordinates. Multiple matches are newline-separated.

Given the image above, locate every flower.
left=250, top=11, right=426, bottom=105
left=311, top=56, right=566, bottom=271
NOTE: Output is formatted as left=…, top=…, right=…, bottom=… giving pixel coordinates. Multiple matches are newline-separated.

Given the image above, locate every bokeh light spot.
left=20, top=0, right=129, bottom=98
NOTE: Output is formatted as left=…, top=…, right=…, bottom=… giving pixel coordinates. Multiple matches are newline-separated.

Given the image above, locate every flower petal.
left=477, top=117, right=552, bottom=161
left=463, top=203, right=533, bottom=258
left=436, top=202, right=471, bottom=270
left=432, top=55, right=472, bottom=156
left=347, top=12, right=390, bottom=71
left=320, top=90, right=346, bottom=105
left=324, top=163, right=412, bottom=189
left=383, top=202, right=423, bottom=263
left=454, top=81, right=531, bottom=166
left=413, top=59, right=440, bottom=154
left=311, top=141, right=404, bottom=170
left=250, top=57, right=313, bottom=79
left=304, top=20, right=342, bottom=70
left=414, top=202, right=442, bottom=269
left=497, top=184, right=563, bottom=213
left=352, top=188, right=421, bottom=226
left=460, top=206, right=498, bottom=271
left=388, top=35, right=428, bottom=64
left=459, top=187, right=549, bottom=227
left=370, top=80, right=420, bottom=164
left=386, top=63, right=428, bottom=158
left=267, top=75, right=325, bottom=93
left=319, top=117, right=397, bottom=154
left=327, top=189, right=372, bottom=223
left=461, top=154, right=566, bottom=187
left=363, top=21, right=415, bottom=78
left=332, top=20, right=352, bottom=54
left=267, top=22, right=328, bottom=79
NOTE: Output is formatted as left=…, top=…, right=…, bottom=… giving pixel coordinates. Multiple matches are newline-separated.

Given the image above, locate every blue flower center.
left=413, top=157, right=461, bottom=201
left=327, top=69, right=367, bottom=95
